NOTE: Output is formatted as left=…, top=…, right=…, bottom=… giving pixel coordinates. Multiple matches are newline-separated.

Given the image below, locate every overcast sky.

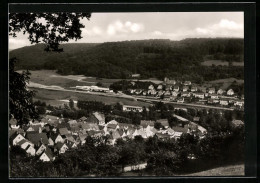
left=9, top=12, right=244, bottom=50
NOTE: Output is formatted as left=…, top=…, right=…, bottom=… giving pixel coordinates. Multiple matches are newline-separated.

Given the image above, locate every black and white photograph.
left=8, top=6, right=249, bottom=178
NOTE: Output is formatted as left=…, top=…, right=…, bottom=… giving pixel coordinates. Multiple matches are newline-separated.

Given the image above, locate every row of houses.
left=9, top=111, right=207, bottom=161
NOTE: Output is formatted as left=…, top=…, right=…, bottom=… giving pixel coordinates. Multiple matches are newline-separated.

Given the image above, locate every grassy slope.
left=178, top=164, right=244, bottom=176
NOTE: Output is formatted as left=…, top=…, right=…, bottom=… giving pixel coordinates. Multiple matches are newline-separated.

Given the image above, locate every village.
left=9, top=75, right=245, bottom=164
left=9, top=108, right=211, bottom=162
left=123, top=77, right=244, bottom=110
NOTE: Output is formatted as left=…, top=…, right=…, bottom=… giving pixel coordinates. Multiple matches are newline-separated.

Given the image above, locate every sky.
left=9, top=12, right=244, bottom=50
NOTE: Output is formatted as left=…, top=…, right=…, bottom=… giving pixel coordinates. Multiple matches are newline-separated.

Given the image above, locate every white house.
left=12, top=134, right=25, bottom=146
left=25, top=145, right=36, bottom=156
left=220, top=99, right=229, bottom=106
left=122, top=105, right=143, bottom=112
left=227, top=89, right=234, bottom=96
left=193, top=93, right=204, bottom=99
left=39, top=148, right=54, bottom=162
left=36, top=144, right=47, bottom=155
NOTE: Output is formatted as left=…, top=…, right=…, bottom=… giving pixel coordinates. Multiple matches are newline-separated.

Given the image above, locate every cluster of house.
left=9, top=111, right=207, bottom=162
left=128, top=77, right=244, bottom=108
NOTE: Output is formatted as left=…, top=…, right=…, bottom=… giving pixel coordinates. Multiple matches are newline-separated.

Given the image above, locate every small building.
left=217, top=89, right=225, bottom=95
left=183, top=81, right=191, bottom=86
left=208, top=88, right=215, bottom=94
left=220, top=99, right=229, bottom=106
left=227, top=89, right=234, bottom=96
left=231, top=120, right=244, bottom=127
left=181, top=92, right=191, bottom=97
left=177, top=97, right=184, bottom=103
left=148, top=85, right=154, bottom=90
left=191, top=86, right=197, bottom=92
left=157, top=85, right=163, bottom=90
left=210, top=94, right=219, bottom=99
left=122, top=105, right=143, bottom=112
left=39, top=147, right=54, bottom=162
left=54, top=142, right=68, bottom=154
left=172, top=91, right=179, bottom=97
left=173, top=86, right=179, bottom=92
left=36, top=144, right=47, bottom=156
left=164, top=77, right=176, bottom=85
left=182, top=86, right=189, bottom=92
left=131, top=74, right=140, bottom=78
left=156, top=119, right=169, bottom=128
left=193, top=93, right=204, bottom=99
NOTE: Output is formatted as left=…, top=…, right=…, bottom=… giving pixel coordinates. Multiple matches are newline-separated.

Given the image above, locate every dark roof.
left=57, top=122, right=70, bottom=129
left=26, top=133, right=49, bottom=145
left=9, top=118, right=17, bottom=125
left=49, top=132, right=61, bottom=141
left=156, top=133, right=171, bottom=138
left=140, top=120, right=155, bottom=128
left=172, top=126, right=189, bottom=133
left=85, top=115, right=99, bottom=123
left=107, top=123, right=118, bottom=129
left=156, top=119, right=169, bottom=127
left=58, top=127, right=70, bottom=135
left=55, top=142, right=66, bottom=150
left=44, top=147, right=54, bottom=160
left=79, top=116, right=87, bottom=121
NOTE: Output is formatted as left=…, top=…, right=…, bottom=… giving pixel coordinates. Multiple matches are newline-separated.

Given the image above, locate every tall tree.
left=9, top=13, right=91, bottom=51
left=9, top=58, right=39, bottom=125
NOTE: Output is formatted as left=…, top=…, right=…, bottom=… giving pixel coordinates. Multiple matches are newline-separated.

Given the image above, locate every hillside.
left=10, top=38, right=244, bottom=81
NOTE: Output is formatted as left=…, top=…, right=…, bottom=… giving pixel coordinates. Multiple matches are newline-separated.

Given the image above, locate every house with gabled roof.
left=191, top=86, right=197, bottom=92
left=157, top=84, right=163, bottom=90
left=227, top=89, right=234, bottom=96
left=182, top=86, right=189, bottom=92
left=58, top=127, right=70, bottom=136
left=48, top=132, right=64, bottom=145
left=11, top=133, right=25, bottom=146
left=93, top=112, right=105, bottom=125
left=39, top=147, right=54, bottom=162
left=36, top=144, right=47, bottom=156
left=54, top=142, right=68, bottom=154
left=26, top=133, right=49, bottom=147
left=17, top=139, right=34, bottom=149
left=107, top=120, right=118, bottom=125
left=148, top=84, right=154, bottom=90
left=66, top=140, right=77, bottom=149
left=217, top=89, right=225, bottom=95
left=79, top=134, right=88, bottom=145
left=171, top=91, right=179, bottom=97
left=157, top=119, right=169, bottom=129
left=208, top=88, right=215, bottom=94
left=25, top=144, right=36, bottom=156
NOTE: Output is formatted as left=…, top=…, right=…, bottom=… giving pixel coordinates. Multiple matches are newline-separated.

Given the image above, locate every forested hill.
left=10, top=38, right=244, bottom=81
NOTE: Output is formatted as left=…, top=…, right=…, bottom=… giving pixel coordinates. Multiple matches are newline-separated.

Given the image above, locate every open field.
left=178, top=164, right=244, bottom=176
left=201, top=60, right=244, bottom=67
left=32, top=88, right=151, bottom=107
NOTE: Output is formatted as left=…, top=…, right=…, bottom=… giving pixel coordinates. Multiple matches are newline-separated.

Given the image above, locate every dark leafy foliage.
left=10, top=38, right=244, bottom=80
left=9, top=13, right=91, bottom=52
left=9, top=58, right=39, bottom=125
